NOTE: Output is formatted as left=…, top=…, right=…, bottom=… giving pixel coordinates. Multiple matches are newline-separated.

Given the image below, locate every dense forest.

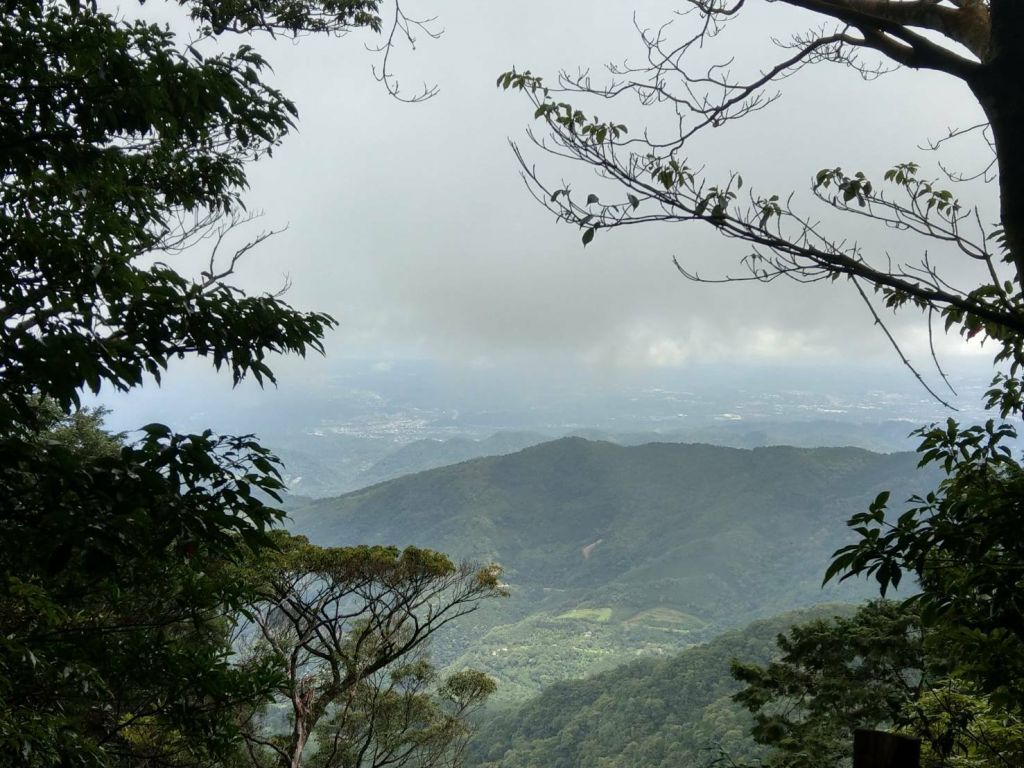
left=466, top=605, right=857, bottom=768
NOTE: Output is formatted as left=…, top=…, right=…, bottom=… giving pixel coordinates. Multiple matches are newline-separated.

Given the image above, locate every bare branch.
left=368, top=1, right=442, bottom=103
left=495, top=0, right=1024, bottom=406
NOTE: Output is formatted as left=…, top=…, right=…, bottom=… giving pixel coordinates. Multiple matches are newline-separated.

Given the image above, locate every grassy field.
left=556, top=607, right=613, bottom=622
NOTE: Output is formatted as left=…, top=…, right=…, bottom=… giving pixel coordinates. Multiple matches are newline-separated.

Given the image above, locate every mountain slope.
left=466, top=605, right=857, bottom=768
left=289, top=439, right=933, bottom=700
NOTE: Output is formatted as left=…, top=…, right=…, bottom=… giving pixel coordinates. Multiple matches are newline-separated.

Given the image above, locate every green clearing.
left=556, top=607, right=613, bottom=622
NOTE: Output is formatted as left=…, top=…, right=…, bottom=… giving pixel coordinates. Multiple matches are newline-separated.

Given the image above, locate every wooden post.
left=853, top=729, right=921, bottom=768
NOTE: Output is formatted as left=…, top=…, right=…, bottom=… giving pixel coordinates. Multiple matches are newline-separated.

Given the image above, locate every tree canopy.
left=234, top=532, right=504, bottom=768
left=0, top=0, right=403, bottom=765
left=733, top=600, right=1024, bottom=767
left=732, top=601, right=927, bottom=768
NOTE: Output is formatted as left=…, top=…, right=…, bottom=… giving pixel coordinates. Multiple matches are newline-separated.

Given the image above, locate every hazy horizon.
left=98, top=0, right=1001, bottom=455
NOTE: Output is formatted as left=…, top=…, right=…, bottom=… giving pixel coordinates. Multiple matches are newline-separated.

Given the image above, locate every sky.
left=105, top=0, right=1001, bottom=423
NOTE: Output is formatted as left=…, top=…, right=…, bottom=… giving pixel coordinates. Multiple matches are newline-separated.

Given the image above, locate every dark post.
left=853, top=729, right=921, bottom=768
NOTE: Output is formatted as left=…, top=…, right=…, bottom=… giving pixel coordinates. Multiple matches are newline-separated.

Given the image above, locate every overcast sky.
left=110, top=0, right=1000, bottom=416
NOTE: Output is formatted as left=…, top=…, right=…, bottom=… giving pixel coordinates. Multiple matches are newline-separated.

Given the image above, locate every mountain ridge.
left=288, top=438, right=933, bottom=701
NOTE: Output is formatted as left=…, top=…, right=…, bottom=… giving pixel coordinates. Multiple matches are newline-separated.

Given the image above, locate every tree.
left=498, top=1, right=1022, bottom=405
left=910, top=679, right=1024, bottom=767
left=0, top=404, right=287, bottom=767
left=732, top=601, right=1024, bottom=767
left=0, top=0, right=412, bottom=765
left=303, top=663, right=496, bottom=768
left=826, top=418, right=1024, bottom=710
left=232, top=532, right=504, bottom=768
left=732, top=601, right=927, bottom=768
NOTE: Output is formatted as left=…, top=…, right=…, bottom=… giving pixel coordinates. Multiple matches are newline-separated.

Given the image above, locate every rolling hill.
left=288, top=438, right=933, bottom=701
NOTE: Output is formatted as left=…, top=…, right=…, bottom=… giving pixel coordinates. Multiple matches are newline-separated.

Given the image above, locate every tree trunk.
left=971, top=0, right=1024, bottom=289
left=289, top=727, right=308, bottom=768
left=288, top=696, right=310, bottom=768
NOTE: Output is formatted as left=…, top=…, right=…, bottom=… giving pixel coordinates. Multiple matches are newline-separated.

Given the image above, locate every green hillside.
left=289, top=439, right=933, bottom=701
left=466, top=605, right=857, bottom=768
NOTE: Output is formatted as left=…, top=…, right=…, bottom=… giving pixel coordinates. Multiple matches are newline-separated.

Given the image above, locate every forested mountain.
left=289, top=439, right=934, bottom=701
left=466, top=605, right=856, bottom=768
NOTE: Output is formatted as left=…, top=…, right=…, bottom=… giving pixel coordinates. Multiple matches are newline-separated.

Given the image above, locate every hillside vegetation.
left=290, top=439, right=933, bottom=701
left=466, top=605, right=857, bottom=768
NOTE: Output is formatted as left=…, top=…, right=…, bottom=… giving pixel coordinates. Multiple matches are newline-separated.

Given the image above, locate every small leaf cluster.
left=498, top=71, right=627, bottom=144
left=496, top=69, right=545, bottom=93
left=884, top=162, right=962, bottom=218
left=756, top=194, right=783, bottom=228
left=815, top=167, right=874, bottom=207
left=695, top=184, right=737, bottom=225
left=649, top=157, right=695, bottom=192
left=187, top=0, right=382, bottom=36
left=533, top=102, right=627, bottom=144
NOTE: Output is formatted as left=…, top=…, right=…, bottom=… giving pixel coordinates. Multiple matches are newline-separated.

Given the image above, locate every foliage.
left=731, top=601, right=926, bottom=768
left=0, top=0, right=361, bottom=423
left=732, top=601, right=1024, bottom=768
left=303, top=664, right=497, bottom=768
left=908, top=679, right=1024, bottom=767
left=0, top=0, right=388, bottom=765
left=465, top=605, right=857, bottom=768
left=233, top=531, right=504, bottom=768
left=0, top=406, right=286, bottom=767
left=828, top=418, right=1024, bottom=711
